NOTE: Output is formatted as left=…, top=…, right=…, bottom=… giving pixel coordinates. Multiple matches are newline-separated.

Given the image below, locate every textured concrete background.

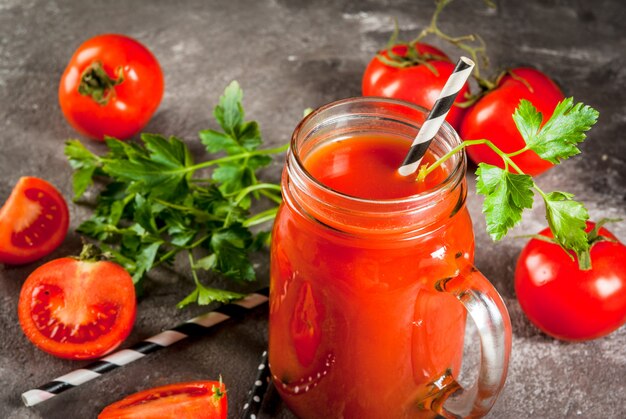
left=1, top=0, right=625, bottom=417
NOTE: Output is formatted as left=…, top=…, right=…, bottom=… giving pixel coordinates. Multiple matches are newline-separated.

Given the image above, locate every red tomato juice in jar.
left=269, top=98, right=511, bottom=419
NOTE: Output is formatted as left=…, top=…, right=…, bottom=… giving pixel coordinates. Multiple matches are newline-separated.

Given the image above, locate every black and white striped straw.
left=240, top=350, right=270, bottom=419
left=398, top=56, right=475, bottom=177
left=21, top=288, right=269, bottom=407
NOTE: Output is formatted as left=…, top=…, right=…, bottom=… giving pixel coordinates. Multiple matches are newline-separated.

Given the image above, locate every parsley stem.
left=231, top=183, right=282, bottom=206
left=154, top=248, right=178, bottom=267
left=260, top=189, right=283, bottom=205
left=506, top=145, right=530, bottom=158
left=243, top=208, right=279, bottom=227
left=153, top=199, right=225, bottom=222
left=532, top=183, right=548, bottom=200
left=188, top=253, right=203, bottom=287
left=418, top=139, right=526, bottom=181
left=185, top=143, right=289, bottom=173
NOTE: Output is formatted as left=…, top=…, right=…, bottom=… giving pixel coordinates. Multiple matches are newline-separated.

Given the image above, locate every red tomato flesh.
left=0, top=177, right=69, bottom=265
left=98, top=381, right=227, bottom=419
left=18, top=257, right=136, bottom=359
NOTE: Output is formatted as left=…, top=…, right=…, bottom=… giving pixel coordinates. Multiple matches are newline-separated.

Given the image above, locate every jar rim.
left=289, top=96, right=466, bottom=208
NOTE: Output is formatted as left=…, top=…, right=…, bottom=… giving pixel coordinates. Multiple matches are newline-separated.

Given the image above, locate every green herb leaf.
left=102, top=135, right=193, bottom=201
left=513, top=98, right=599, bottom=164
left=214, top=81, right=244, bottom=137
left=66, top=81, right=285, bottom=308
left=210, top=225, right=255, bottom=282
left=177, top=285, right=245, bottom=308
left=476, top=163, right=534, bottom=240
left=542, top=191, right=590, bottom=255
left=64, top=140, right=101, bottom=200
left=199, top=129, right=241, bottom=154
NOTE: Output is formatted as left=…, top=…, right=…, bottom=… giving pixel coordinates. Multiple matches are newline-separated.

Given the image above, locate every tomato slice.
left=98, top=381, right=228, bottom=419
left=18, top=257, right=136, bottom=359
left=0, top=177, right=69, bottom=265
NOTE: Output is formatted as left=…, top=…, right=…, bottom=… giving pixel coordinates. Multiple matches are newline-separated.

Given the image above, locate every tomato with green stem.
left=0, top=177, right=69, bottom=265
left=98, top=380, right=227, bottom=419
left=362, top=42, right=470, bottom=130
left=18, top=247, right=136, bottom=359
left=460, top=67, right=565, bottom=176
left=59, top=34, right=164, bottom=141
left=515, top=221, right=626, bottom=341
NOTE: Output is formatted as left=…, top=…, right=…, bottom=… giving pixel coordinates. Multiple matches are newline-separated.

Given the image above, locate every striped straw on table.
left=398, top=56, right=475, bottom=177
left=240, top=350, right=271, bottom=419
left=21, top=288, right=269, bottom=407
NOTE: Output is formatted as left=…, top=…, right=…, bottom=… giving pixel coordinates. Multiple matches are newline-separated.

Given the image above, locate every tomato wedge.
left=98, top=381, right=228, bottom=419
left=0, top=177, right=69, bottom=265
left=18, top=255, right=136, bottom=359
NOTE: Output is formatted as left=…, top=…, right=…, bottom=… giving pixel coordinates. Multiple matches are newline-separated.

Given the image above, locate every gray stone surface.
left=1, top=0, right=625, bottom=417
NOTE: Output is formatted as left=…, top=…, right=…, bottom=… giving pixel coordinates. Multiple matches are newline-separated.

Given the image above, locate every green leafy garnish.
left=475, top=164, right=534, bottom=240
left=513, top=98, right=599, bottom=164
left=65, top=81, right=288, bottom=307
left=420, top=98, right=599, bottom=269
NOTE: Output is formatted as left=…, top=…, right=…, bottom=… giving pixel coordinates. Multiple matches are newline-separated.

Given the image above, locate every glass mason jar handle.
left=427, top=265, right=512, bottom=418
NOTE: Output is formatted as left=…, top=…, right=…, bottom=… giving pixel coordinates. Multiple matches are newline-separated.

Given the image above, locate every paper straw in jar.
left=240, top=350, right=271, bottom=419
left=398, top=56, right=474, bottom=177
left=21, top=288, right=269, bottom=407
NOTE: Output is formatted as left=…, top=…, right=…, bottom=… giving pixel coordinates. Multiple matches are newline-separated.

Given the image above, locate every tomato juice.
left=269, top=130, right=476, bottom=418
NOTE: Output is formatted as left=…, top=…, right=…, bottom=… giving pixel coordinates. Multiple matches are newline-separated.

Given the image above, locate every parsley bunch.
left=418, top=98, right=599, bottom=269
left=65, top=81, right=287, bottom=307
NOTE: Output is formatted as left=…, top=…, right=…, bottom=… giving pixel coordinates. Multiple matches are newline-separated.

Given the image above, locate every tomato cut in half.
left=18, top=256, right=136, bottom=359
left=0, top=177, right=69, bottom=265
left=98, top=380, right=228, bottom=419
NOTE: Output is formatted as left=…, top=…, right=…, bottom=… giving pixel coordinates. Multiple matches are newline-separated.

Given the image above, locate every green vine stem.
left=412, top=0, right=493, bottom=88
left=417, top=138, right=526, bottom=181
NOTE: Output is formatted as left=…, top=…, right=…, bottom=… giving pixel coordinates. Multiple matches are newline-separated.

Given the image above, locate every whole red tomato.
left=59, top=34, right=164, bottom=141
left=0, top=177, right=69, bottom=265
left=18, top=254, right=136, bottom=359
left=362, top=43, right=469, bottom=130
left=515, top=222, right=626, bottom=341
left=98, top=381, right=227, bottom=419
left=460, top=67, right=564, bottom=176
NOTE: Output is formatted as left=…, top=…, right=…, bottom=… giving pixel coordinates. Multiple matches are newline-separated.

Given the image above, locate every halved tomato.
left=0, top=177, right=69, bottom=265
left=98, top=380, right=228, bottom=419
left=18, top=255, right=136, bottom=359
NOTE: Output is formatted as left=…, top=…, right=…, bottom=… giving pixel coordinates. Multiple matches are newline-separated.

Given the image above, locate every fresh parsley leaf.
left=210, top=225, right=256, bottom=282
left=64, top=140, right=101, bottom=200
left=66, top=81, right=286, bottom=307
left=476, top=163, right=534, bottom=240
left=177, top=284, right=245, bottom=308
left=238, top=121, right=263, bottom=151
left=513, top=98, right=599, bottom=164
left=214, top=80, right=244, bottom=138
left=542, top=191, right=590, bottom=255
left=199, top=129, right=241, bottom=154
left=102, top=135, right=193, bottom=201
left=131, top=241, right=163, bottom=283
